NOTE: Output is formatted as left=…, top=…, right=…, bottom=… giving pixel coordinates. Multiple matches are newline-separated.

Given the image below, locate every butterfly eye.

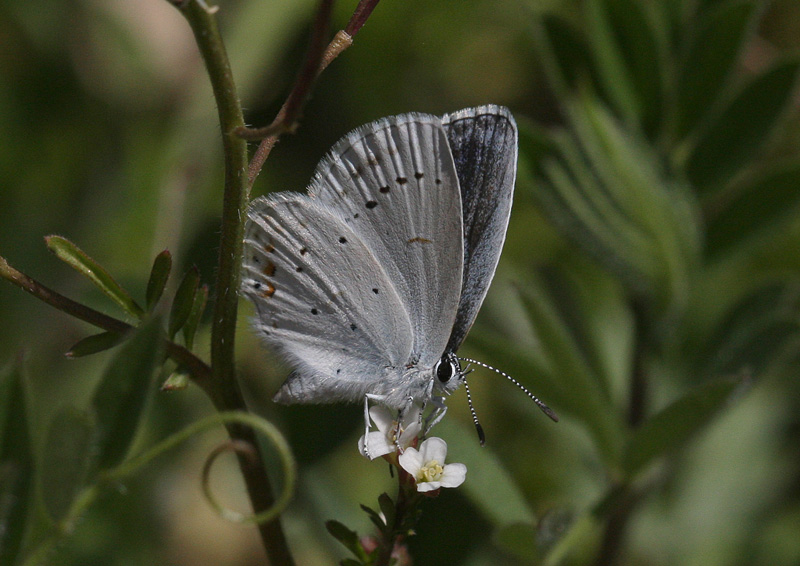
left=436, top=356, right=456, bottom=383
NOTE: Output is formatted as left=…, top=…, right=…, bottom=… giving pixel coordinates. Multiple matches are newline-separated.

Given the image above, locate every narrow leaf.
left=169, top=267, right=200, bottom=340
left=686, top=59, right=800, bottom=190
left=437, top=418, right=537, bottom=527
left=701, top=284, right=800, bottom=379
left=585, top=0, right=642, bottom=125
left=65, top=331, right=126, bottom=358
left=623, top=377, right=743, bottom=475
left=91, top=318, right=164, bottom=470
left=377, top=492, right=395, bottom=531
left=182, top=284, right=208, bottom=349
left=145, top=250, right=172, bottom=310
left=39, top=407, right=96, bottom=522
left=0, top=360, right=34, bottom=565
left=360, top=503, right=387, bottom=532
left=540, top=14, right=597, bottom=90
left=161, top=371, right=190, bottom=391
left=45, top=235, right=144, bottom=319
left=677, top=1, right=757, bottom=136
left=597, top=0, right=664, bottom=135
left=325, top=520, right=362, bottom=557
left=706, top=162, right=800, bottom=256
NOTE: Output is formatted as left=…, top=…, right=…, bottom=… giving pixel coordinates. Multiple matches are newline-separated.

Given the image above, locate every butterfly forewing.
left=441, top=106, right=517, bottom=353
left=309, top=114, right=464, bottom=367
left=242, top=193, right=414, bottom=404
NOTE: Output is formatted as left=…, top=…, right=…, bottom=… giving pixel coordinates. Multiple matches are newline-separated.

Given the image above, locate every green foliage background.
left=2, top=0, right=800, bottom=564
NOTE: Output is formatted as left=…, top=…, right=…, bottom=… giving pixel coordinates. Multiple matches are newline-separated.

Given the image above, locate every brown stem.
left=0, top=256, right=212, bottom=392
left=237, top=0, right=335, bottom=143
left=246, top=0, right=382, bottom=187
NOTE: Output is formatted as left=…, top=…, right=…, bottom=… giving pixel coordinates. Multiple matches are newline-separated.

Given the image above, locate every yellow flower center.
left=417, top=460, right=444, bottom=483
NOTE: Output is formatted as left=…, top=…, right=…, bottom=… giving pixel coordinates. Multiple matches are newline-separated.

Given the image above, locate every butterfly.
left=242, top=105, right=555, bottom=444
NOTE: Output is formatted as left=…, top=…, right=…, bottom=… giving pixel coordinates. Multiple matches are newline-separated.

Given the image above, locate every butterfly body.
left=242, top=106, right=517, bottom=424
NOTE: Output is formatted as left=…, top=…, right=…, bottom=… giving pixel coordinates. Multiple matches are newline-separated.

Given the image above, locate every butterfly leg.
left=423, top=395, right=448, bottom=435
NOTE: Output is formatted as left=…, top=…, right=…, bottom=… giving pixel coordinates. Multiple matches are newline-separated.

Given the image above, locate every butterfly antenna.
left=459, top=357, right=559, bottom=422
left=462, top=377, right=486, bottom=446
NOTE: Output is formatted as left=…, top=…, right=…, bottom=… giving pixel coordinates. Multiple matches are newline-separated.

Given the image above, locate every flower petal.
left=359, top=431, right=393, bottom=459
left=369, top=405, right=395, bottom=433
left=439, top=463, right=467, bottom=488
left=398, top=446, right=423, bottom=475
left=418, top=437, right=448, bottom=463
left=415, top=481, right=442, bottom=493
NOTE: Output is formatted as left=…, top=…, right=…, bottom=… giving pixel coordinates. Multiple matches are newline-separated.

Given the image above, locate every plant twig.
left=0, top=256, right=212, bottom=390
left=236, top=0, right=335, bottom=142
left=246, top=0, right=382, bottom=187
left=175, top=1, right=294, bottom=564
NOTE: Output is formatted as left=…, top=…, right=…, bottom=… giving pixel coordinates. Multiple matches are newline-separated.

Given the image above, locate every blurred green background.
left=2, top=0, right=800, bottom=564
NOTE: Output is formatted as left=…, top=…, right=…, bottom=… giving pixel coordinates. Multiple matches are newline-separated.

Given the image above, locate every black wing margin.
left=442, top=105, right=518, bottom=353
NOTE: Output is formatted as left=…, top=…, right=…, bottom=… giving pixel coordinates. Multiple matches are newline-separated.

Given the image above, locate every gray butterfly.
left=242, top=105, right=554, bottom=441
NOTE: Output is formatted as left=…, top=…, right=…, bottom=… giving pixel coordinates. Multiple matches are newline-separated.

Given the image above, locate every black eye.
left=436, top=357, right=454, bottom=383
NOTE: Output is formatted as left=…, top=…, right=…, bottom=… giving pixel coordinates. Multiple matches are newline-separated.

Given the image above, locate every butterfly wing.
left=441, top=106, right=517, bottom=353
left=309, top=113, right=464, bottom=368
left=242, top=193, right=414, bottom=404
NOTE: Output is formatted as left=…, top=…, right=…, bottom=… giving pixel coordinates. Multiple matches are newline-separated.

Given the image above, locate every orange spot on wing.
left=259, top=282, right=276, bottom=298
left=408, top=237, right=432, bottom=244
left=263, top=260, right=276, bottom=277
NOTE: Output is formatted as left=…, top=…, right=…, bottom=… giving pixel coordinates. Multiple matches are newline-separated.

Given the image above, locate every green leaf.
left=706, top=162, right=800, bottom=256
left=677, top=1, right=757, bottom=136
left=0, top=360, right=34, bottom=566
left=169, top=267, right=200, bottom=340
left=515, top=282, right=623, bottom=461
left=360, top=503, right=386, bottom=532
left=623, top=377, right=743, bottom=475
left=145, top=250, right=172, bottom=310
left=325, top=520, right=363, bottom=558
left=45, top=235, right=144, bottom=319
left=91, top=318, right=164, bottom=470
left=592, top=0, right=664, bottom=135
left=494, top=523, right=539, bottom=563
left=701, top=284, right=800, bottom=378
left=437, top=418, right=538, bottom=527
left=540, top=14, right=597, bottom=91
left=686, top=59, right=800, bottom=191
left=65, top=331, right=126, bottom=358
left=182, top=284, right=208, bottom=350
left=161, top=371, right=190, bottom=391
left=39, top=407, right=96, bottom=522
left=585, top=0, right=662, bottom=130
left=377, top=493, right=395, bottom=532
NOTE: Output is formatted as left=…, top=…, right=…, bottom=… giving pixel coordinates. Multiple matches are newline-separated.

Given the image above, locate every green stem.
left=177, top=2, right=294, bottom=564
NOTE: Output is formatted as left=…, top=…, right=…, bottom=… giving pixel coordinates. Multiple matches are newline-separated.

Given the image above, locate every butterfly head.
left=432, top=351, right=466, bottom=397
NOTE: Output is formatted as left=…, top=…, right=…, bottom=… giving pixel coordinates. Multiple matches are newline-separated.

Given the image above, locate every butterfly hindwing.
left=309, top=113, right=464, bottom=367
left=242, top=193, right=414, bottom=404
left=441, top=106, right=517, bottom=353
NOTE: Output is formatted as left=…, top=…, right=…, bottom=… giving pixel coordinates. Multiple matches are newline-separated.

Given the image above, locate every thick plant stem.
left=177, top=2, right=294, bottom=564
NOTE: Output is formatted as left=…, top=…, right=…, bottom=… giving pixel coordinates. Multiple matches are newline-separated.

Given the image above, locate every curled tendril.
left=105, top=411, right=296, bottom=525
left=201, top=439, right=286, bottom=524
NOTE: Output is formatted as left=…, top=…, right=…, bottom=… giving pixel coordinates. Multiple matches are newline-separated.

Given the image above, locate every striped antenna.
left=459, top=357, right=559, bottom=423
left=462, top=377, right=486, bottom=445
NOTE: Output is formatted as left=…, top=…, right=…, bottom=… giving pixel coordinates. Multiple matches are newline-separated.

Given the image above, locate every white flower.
left=398, top=437, right=466, bottom=492
left=358, top=405, right=423, bottom=460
